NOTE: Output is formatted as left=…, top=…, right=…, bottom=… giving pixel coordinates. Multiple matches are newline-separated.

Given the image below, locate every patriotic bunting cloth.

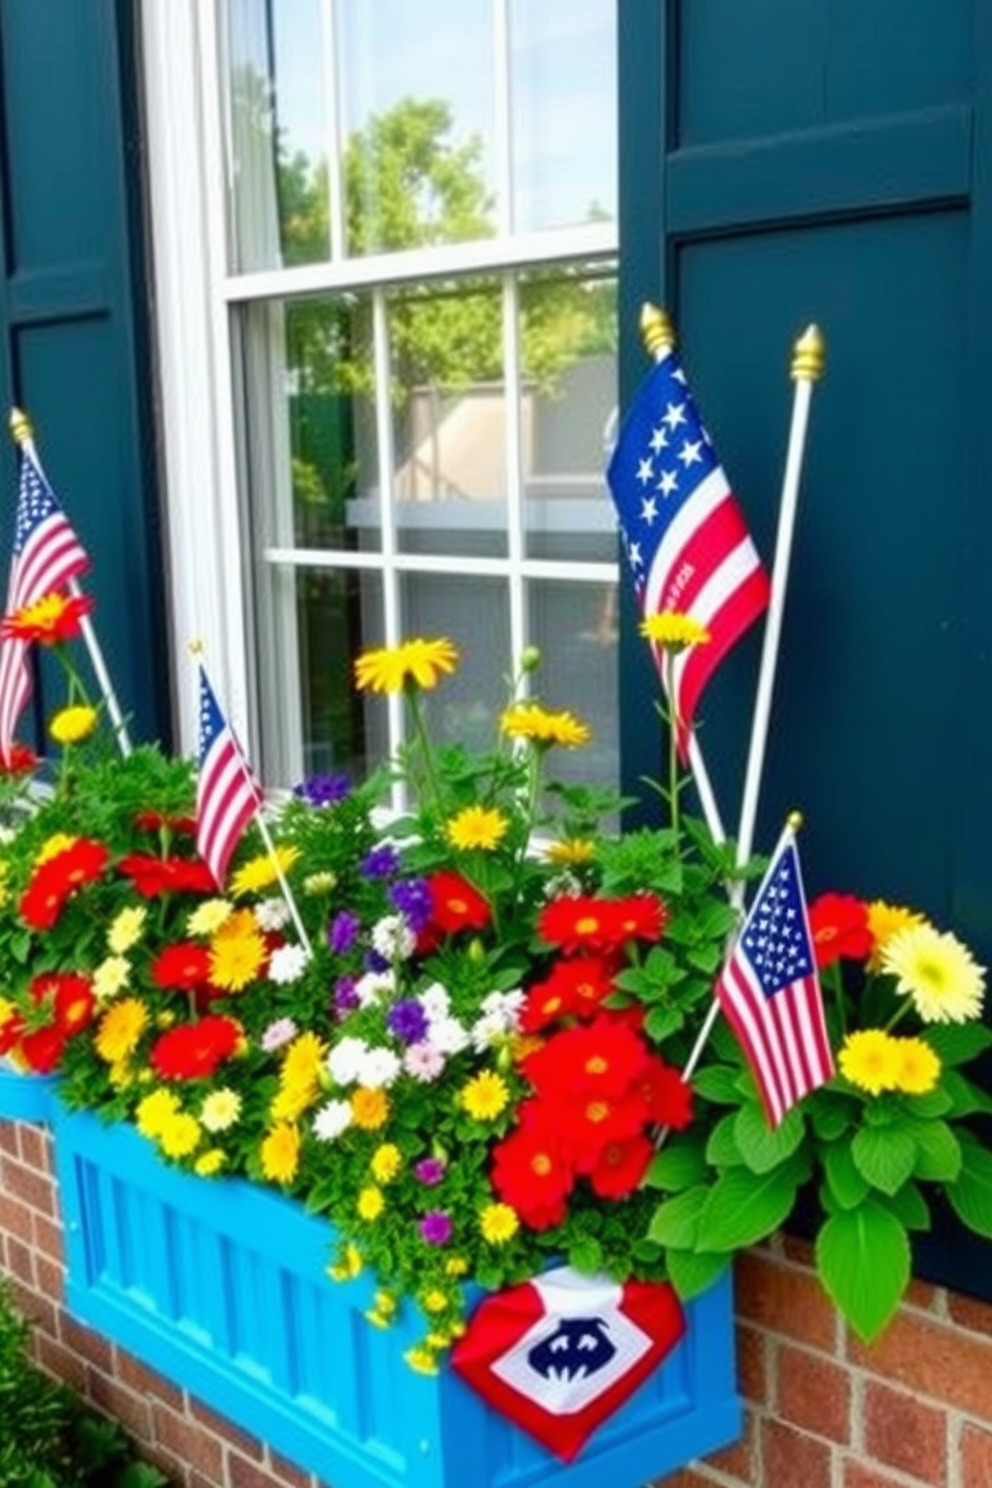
left=606, top=346, right=769, bottom=754
left=451, top=1266, right=685, bottom=1461
left=715, top=821, right=834, bottom=1127
left=195, top=664, right=260, bottom=888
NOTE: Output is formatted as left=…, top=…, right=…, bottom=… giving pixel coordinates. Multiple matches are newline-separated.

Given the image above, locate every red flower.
left=20, top=840, right=109, bottom=930
left=19, top=1025, right=66, bottom=1074
left=538, top=896, right=616, bottom=954
left=633, top=1055, right=694, bottom=1130
left=152, top=942, right=212, bottom=991
left=149, top=1016, right=241, bottom=1080
left=808, top=893, right=872, bottom=968
left=610, top=894, right=667, bottom=944
left=27, top=973, right=95, bottom=1037
left=522, top=1015, right=648, bottom=1102
left=567, top=1090, right=650, bottom=1168
left=1, top=591, right=93, bottom=645
left=0, top=743, right=37, bottom=775
left=134, top=810, right=197, bottom=836
left=588, top=1134, right=654, bottom=1199
left=520, top=957, right=614, bottom=1032
left=118, top=853, right=215, bottom=898
left=491, top=1108, right=574, bottom=1231
left=426, top=871, right=491, bottom=934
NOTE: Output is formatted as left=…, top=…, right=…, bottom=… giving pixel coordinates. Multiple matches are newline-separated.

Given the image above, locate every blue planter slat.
left=0, top=1063, right=56, bottom=1122
left=5, top=1097, right=739, bottom=1488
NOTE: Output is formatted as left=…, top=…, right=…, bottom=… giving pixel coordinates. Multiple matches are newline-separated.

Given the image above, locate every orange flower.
left=1, top=591, right=93, bottom=645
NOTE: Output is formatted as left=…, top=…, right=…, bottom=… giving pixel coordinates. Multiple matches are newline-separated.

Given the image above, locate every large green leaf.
left=946, top=1139, right=992, bottom=1238
left=851, top=1125, right=917, bottom=1195
left=905, top=1118, right=961, bottom=1182
left=815, top=1199, right=910, bottom=1342
left=666, top=1248, right=730, bottom=1300
left=902, top=1086, right=953, bottom=1119
left=697, top=1162, right=803, bottom=1252
left=691, top=1065, right=742, bottom=1105
left=924, top=1023, right=992, bottom=1067
left=882, top=1181, right=931, bottom=1232
left=823, top=1141, right=871, bottom=1210
left=808, top=1092, right=858, bottom=1141
left=645, top=1006, right=684, bottom=1043
left=648, top=1186, right=709, bottom=1248
left=705, top=1112, right=744, bottom=1167
left=734, top=1102, right=805, bottom=1174
left=643, top=1142, right=709, bottom=1192
left=941, top=1070, right=992, bottom=1118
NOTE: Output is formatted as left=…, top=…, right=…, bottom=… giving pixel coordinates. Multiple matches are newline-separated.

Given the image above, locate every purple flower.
left=361, top=844, right=400, bottom=880
left=414, top=1157, right=447, bottom=1186
left=418, top=1211, right=453, bottom=1245
left=365, top=948, right=390, bottom=974
left=293, top=772, right=351, bottom=807
left=389, top=877, right=433, bottom=933
left=328, top=909, right=360, bottom=955
left=387, top=999, right=429, bottom=1045
left=333, top=975, right=360, bottom=1015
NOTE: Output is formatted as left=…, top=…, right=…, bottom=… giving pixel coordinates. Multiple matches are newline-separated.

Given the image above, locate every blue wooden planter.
left=8, top=1089, right=742, bottom=1488
left=0, top=1061, right=56, bottom=1122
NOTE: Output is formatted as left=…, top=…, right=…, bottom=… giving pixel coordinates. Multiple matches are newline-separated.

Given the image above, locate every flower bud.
left=520, top=645, right=541, bottom=673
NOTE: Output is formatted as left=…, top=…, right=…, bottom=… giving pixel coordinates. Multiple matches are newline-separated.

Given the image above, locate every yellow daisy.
left=866, top=900, right=928, bottom=971
left=357, top=1185, right=385, bottom=1221
left=891, top=1037, right=942, bottom=1096
left=881, top=924, right=986, bottom=1024
left=479, top=1203, right=520, bottom=1244
left=186, top=898, right=233, bottom=937
left=444, top=1257, right=469, bottom=1277
left=446, top=805, right=508, bottom=853
left=640, top=611, right=712, bottom=651
left=370, top=1143, right=402, bottom=1184
left=36, top=832, right=77, bottom=865
left=135, top=1088, right=181, bottom=1140
left=544, top=838, right=596, bottom=866
left=194, top=1149, right=227, bottom=1177
left=200, top=1088, right=242, bottom=1132
left=460, top=1070, right=510, bottom=1121
left=107, top=906, right=147, bottom=955
left=92, top=956, right=131, bottom=1001
left=421, top=1290, right=450, bottom=1314
left=270, top=1031, right=327, bottom=1121
left=499, top=702, right=591, bottom=748
left=351, top=1087, right=390, bottom=1130
left=355, top=637, right=459, bottom=694
left=229, top=846, right=300, bottom=898
left=303, top=871, right=337, bottom=895
left=208, top=908, right=268, bottom=992
left=838, top=1029, right=901, bottom=1095
left=260, top=1122, right=301, bottom=1184
left=404, top=1347, right=439, bottom=1376
left=158, top=1112, right=203, bottom=1159
left=328, top=1243, right=364, bottom=1282
left=94, top=998, right=149, bottom=1065
left=49, top=705, right=98, bottom=745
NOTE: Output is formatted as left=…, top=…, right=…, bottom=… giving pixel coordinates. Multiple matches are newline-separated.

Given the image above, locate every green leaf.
left=942, top=1069, right=992, bottom=1118
left=851, top=1125, right=917, bottom=1195
left=569, top=1236, right=604, bottom=1273
left=902, top=1086, right=953, bottom=1119
left=686, top=942, right=723, bottom=975
left=924, top=1022, right=992, bottom=1067
left=643, top=1143, right=709, bottom=1192
left=648, top=1186, right=709, bottom=1248
left=809, top=1093, right=857, bottom=1141
left=705, top=1112, right=744, bottom=1167
left=815, top=1199, right=910, bottom=1342
left=666, top=1248, right=730, bottom=1300
left=882, top=1181, right=931, bottom=1231
left=906, top=1119, right=961, bottom=1182
left=733, top=1102, right=805, bottom=1174
left=946, top=1140, right=992, bottom=1238
left=645, top=1005, right=684, bottom=1042
left=697, top=1162, right=803, bottom=1252
left=691, top=1065, right=743, bottom=1105
left=823, top=1141, right=871, bottom=1210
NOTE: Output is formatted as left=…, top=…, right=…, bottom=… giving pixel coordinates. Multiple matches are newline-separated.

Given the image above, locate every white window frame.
left=139, top=0, right=620, bottom=772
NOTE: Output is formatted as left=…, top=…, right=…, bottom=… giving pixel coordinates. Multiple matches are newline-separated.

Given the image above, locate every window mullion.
left=319, top=0, right=346, bottom=260
left=503, top=273, right=527, bottom=679
left=493, top=0, right=513, bottom=237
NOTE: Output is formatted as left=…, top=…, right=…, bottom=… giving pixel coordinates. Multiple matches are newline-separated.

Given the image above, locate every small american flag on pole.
left=715, top=820, right=834, bottom=1128
left=0, top=448, right=90, bottom=761
left=606, top=346, right=769, bottom=754
left=196, top=664, right=260, bottom=888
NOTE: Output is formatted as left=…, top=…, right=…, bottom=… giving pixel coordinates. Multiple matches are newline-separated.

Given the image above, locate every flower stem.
left=404, top=682, right=443, bottom=813
left=664, top=651, right=680, bottom=843
left=824, top=960, right=847, bottom=1038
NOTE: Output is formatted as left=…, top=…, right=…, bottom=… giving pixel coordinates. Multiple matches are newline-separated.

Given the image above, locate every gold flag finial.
left=787, top=809, right=804, bottom=833
left=9, top=408, right=33, bottom=448
left=187, top=637, right=205, bottom=658
left=791, top=325, right=825, bottom=383
left=640, top=302, right=677, bottom=360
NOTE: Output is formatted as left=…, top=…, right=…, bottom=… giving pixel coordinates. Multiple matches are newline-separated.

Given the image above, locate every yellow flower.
left=355, top=637, right=459, bottom=694
left=838, top=1029, right=902, bottom=1095
left=499, top=702, right=591, bottom=748
left=107, top=906, right=147, bottom=955
left=0, top=863, right=9, bottom=908
left=194, top=1149, right=227, bottom=1177
left=36, top=832, right=77, bottom=865
left=640, top=611, right=712, bottom=651
left=866, top=900, right=928, bottom=971
left=135, top=1088, right=181, bottom=1140
left=479, top=1203, right=520, bottom=1244
left=891, top=1037, right=942, bottom=1095
left=460, top=1070, right=511, bottom=1121
left=303, top=871, right=337, bottom=895
left=328, top=1244, right=364, bottom=1282
left=158, top=1112, right=202, bottom=1159
left=545, top=838, right=596, bottom=866
left=446, top=806, right=508, bottom=853
left=881, top=924, right=985, bottom=1024
left=426, top=1331, right=450, bottom=1350
left=200, top=1088, right=242, bottom=1132
left=230, top=846, right=300, bottom=898
left=260, top=1122, right=301, bottom=1184
left=94, top=998, right=149, bottom=1064
left=107, top=1061, right=134, bottom=1090
left=351, top=1087, right=390, bottom=1131
left=357, top=1185, right=385, bottom=1221
left=365, top=1308, right=395, bottom=1330
left=270, top=1031, right=327, bottom=1121
left=404, top=1346, right=439, bottom=1376
left=208, top=909, right=268, bottom=992
left=421, top=1290, right=450, bottom=1314
left=48, top=705, right=98, bottom=745
left=92, top=956, right=131, bottom=1001
left=187, top=898, right=233, bottom=936
left=370, top=1143, right=402, bottom=1183
left=444, top=1257, right=469, bottom=1277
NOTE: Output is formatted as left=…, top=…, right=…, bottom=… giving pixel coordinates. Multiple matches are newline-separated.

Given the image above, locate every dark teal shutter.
left=0, top=0, right=166, bottom=745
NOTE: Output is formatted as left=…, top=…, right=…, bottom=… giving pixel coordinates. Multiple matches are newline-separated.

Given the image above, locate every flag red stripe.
left=715, top=967, right=790, bottom=1126
left=12, top=516, right=88, bottom=610
left=196, top=734, right=258, bottom=886
left=674, top=565, right=771, bottom=754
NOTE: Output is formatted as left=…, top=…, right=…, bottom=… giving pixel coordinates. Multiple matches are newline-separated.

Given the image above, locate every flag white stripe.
left=719, top=961, right=789, bottom=1124
left=642, top=467, right=730, bottom=619
left=670, top=537, right=764, bottom=700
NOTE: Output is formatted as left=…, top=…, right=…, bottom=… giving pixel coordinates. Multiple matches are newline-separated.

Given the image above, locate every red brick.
left=61, top=1313, right=113, bottom=1372
left=229, top=1453, right=285, bottom=1488
left=776, top=1341, right=851, bottom=1443
left=189, top=1397, right=266, bottom=1460
left=843, top=1465, right=916, bottom=1488
left=5, top=1234, right=35, bottom=1286
left=33, top=1210, right=64, bottom=1261
left=705, top=1404, right=757, bottom=1482
left=780, top=1234, right=815, bottom=1267
left=116, top=1349, right=184, bottom=1409
left=647, top=1472, right=720, bottom=1488
left=862, top=1379, right=947, bottom=1485
left=35, top=1331, right=88, bottom=1392
left=961, top=1422, right=992, bottom=1488
left=5, top=1273, right=57, bottom=1335
left=1, top=1155, right=54, bottom=1215
left=0, top=1190, right=36, bottom=1243
left=760, top=1418, right=832, bottom=1488
left=903, top=1278, right=939, bottom=1312
left=85, top=1368, right=152, bottom=1443
left=36, top=1255, right=65, bottom=1304
left=0, top=1121, right=19, bottom=1155
left=948, top=1292, right=992, bottom=1339
left=849, top=1312, right=992, bottom=1421
left=152, top=1401, right=222, bottom=1480
left=737, top=1324, right=767, bottom=1406
left=270, top=1448, right=315, bottom=1488
left=736, top=1252, right=839, bottom=1353
left=18, top=1124, right=49, bottom=1172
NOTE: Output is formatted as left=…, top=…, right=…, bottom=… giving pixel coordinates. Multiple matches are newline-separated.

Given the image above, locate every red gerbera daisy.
left=149, top=1015, right=241, bottom=1080
left=522, top=1014, right=648, bottom=1102
left=632, top=1054, right=694, bottom=1130
left=491, top=1112, right=574, bottom=1231
left=119, top=853, right=216, bottom=898
left=520, top=956, right=614, bottom=1032
left=566, top=1090, right=650, bottom=1169
left=152, top=942, right=212, bottom=991
left=0, top=743, right=37, bottom=775
left=808, top=893, right=872, bottom=968
left=134, top=810, right=197, bottom=836
left=427, top=871, right=491, bottom=934
left=27, top=973, right=95, bottom=1037
left=610, top=894, right=667, bottom=944
left=538, top=895, right=615, bottom=954
left=1, top=591, right=93, bottom=646
left=20, top=840, right=109, bottom=930
left=588, top=1133, right=654, bottom=1199
left=19, top=1025, right=67, bottom=1075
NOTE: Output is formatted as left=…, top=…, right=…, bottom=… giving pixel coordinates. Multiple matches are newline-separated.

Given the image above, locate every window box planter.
left=3, top=1084, right=741, bottom=1488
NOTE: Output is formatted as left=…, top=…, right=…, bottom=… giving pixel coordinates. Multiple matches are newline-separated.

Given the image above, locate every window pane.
left=520, top=270, right=618, bottom=561
left=400, top=574, right=510, bottom=753
left=387, top=281, right=507, bottom=559
left=509, top=0, right=617, bottom=233
left=337, top=0, right=497, bottom=255
left=526, top=578, right=619, bottom=796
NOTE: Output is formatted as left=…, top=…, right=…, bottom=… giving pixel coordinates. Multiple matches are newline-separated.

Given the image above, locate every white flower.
left=107, top=906, right=147, bottom=955
left=371, top=914, right=416, bottom=962
left=260, top=1017, right=298, bottom=1052
left=429, top=1017, right=470, bottom=1055
left=418, top=982, right=450, bottom=1022
left=403, top=1042, right=446, bottom=1082
left=327, top=1036, right=369, bottom=1087
left=255, top=897, right=291, bottom=932
left=355, top=970, right=395, bottom=1007
left=93, top=957, right=131, bottom=1001
left=186, top=898, right=233, bottom=936
left=471, top=1012, right=509, bottom=1053
left=355, top=1047, right=402, bottom=1089
left=313, top=1099, right=354, bottom=1141
left=267, top=943, right=309, bottom=984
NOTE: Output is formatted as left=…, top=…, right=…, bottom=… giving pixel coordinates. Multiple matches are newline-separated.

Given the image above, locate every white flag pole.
left=9, top=408, right=132, bottom=758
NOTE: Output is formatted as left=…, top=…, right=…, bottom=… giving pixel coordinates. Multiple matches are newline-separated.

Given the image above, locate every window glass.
left=399, top=573, right=511, bottom=753
left=526, top=578, right=619, bottom=796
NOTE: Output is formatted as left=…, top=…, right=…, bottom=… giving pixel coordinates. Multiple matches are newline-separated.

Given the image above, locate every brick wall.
left=3, top=1113, right=992, bottom=1488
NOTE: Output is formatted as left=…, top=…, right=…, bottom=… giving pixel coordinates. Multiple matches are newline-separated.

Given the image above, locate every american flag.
left=0, top=448, right=90, bottom=761
left=606, top=347, right=769, bottom=754
left=196, top=665, right=260, bottom=888
left=715, top=823, right=834, bottom=1128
